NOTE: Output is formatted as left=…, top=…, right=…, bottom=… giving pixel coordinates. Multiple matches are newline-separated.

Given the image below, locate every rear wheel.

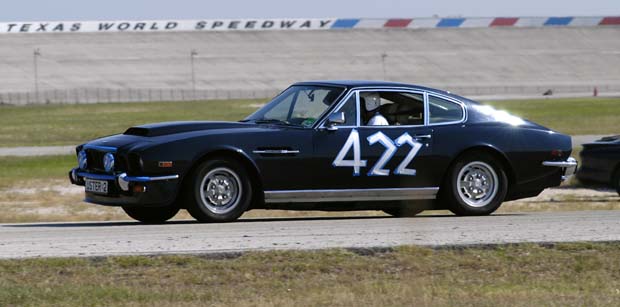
left=185, top=159, right=252, bottom=223
left=122, top=204, right=180, bottom=224
left=442, top=152, right=508, bottom=216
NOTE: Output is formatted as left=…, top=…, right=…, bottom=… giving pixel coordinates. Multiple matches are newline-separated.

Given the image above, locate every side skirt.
left=264, top=187, right=439, bottom=203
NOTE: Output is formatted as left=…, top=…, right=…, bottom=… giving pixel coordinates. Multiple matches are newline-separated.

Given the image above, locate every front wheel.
left=185, top=159, right=253, bottom=223
left=442, top=152, right=508, bottom=216
left=122, top=204, right=180, bottom=224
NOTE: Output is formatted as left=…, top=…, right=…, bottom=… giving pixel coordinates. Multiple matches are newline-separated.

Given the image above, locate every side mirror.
left=326, top=112, right=345, bottom=131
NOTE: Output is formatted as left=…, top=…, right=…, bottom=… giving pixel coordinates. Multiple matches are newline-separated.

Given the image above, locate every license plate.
left=85, top=179, right=108, bottom=194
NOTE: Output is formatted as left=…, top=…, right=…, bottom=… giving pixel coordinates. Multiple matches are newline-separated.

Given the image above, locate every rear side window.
left=428, top=95, right=464, bottom=124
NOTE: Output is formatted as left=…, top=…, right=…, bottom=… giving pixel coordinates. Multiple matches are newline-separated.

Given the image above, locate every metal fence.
left=0, top=88, right=283, bottom=105
left=445, top=84, right=620, bottom=97
left=0, top=84, right=618, bottom=105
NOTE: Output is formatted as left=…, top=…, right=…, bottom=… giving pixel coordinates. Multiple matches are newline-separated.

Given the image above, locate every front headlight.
left=103, top=153, right=115, bottom=173
left=78, top=150, right=88, bottom=170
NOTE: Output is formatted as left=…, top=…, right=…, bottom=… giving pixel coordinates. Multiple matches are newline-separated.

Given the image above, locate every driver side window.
left=332, top=94, right=358, bottom=126
left=361, top=91, right=425, bottom=126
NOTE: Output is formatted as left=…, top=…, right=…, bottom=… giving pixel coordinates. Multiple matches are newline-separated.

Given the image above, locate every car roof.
left=293, top=80, right=455, bottom=97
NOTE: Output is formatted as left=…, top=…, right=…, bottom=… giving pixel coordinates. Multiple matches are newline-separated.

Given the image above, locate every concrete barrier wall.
left=1, top=26, right=619, bottom=104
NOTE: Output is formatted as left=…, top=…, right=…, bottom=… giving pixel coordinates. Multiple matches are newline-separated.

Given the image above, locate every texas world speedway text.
left=0, top=19, right=334, bottom=34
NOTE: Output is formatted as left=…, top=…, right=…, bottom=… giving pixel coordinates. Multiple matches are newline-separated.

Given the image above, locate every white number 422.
left=332, top=129, right=423, bottom=176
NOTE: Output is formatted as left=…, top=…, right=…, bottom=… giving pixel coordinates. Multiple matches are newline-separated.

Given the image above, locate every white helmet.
left=362, top=92, right=382, bottom=112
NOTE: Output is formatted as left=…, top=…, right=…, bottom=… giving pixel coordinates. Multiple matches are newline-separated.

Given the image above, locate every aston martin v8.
left=69, top=81, right=577, bottom=223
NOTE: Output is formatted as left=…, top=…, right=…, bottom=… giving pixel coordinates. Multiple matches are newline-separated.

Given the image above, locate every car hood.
left=123, top=121, right=252, bottom=137
left=80, top=121, right=285, bottom=153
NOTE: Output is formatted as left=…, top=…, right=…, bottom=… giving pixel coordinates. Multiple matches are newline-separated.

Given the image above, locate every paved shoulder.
left=0, top=210, right=618, bottom=259
left=0, top=145, right=75, bottom=157
left=572, top=135, right=606, bottom=147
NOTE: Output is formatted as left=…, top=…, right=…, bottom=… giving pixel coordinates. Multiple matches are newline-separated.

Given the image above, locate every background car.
left=577, top=135, right=620, bottom=194
left=69, top=80, right=577, bottom=223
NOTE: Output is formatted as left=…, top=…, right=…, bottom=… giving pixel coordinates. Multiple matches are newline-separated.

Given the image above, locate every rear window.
left=428, top=95, right=464, bottom=124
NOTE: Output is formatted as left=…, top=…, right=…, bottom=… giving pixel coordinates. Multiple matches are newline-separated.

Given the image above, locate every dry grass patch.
left=499, top=187, right=620, bottom=213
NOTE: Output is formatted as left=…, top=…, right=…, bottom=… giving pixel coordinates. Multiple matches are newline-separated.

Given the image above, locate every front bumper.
left=542, top=157, right=578, bottom=181
left=69, top=168, right=180, bottom=207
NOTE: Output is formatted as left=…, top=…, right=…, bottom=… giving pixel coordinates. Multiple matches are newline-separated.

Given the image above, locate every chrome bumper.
left=542, top=157, right=578, bottom=181
left=70, top=168, right=179, bottom=192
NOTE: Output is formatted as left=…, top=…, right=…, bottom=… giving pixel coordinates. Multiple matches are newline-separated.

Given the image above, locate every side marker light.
left=158, top=161, right=173, bottom=168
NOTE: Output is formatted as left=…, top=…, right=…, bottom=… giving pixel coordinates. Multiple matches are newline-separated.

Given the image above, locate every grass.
left=0, top=99, right=265, bottom=147
left=0, top=155, right=75, bottom=184
left=0, top=243, right=619, bottom=306
left=486, top=97, right=620, bottom=136
left=0, top=97, right=618, bottom=147
left=0, top=155, right=76, bottom=189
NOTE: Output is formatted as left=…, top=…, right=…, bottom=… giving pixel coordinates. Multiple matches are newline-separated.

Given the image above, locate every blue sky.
left=0, top=0, right=618, bottom=22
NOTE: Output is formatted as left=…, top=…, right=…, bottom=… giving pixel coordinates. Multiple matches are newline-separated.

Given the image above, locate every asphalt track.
left=0, top=210, right=618, bottom=259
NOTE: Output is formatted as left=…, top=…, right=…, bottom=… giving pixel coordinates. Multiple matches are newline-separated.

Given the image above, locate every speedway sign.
left=0, top=18, right=335, bottom=34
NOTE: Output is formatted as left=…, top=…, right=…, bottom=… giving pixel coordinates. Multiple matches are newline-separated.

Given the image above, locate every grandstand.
left=0, top=23, right=619, bottom=104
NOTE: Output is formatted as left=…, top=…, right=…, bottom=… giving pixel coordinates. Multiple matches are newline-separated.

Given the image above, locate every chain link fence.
left=0, top=85, right=618, bottom=105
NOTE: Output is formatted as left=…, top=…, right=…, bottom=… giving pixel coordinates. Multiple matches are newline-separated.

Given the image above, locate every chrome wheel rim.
left=199, top=167, right=242, bottom=214
left=456, top=161, right=498, bottom=208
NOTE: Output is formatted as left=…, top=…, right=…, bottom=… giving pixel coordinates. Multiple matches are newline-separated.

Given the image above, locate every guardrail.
left=0, top=88, right=282, bottom=105
left=1, top=85, right=619, bottom=105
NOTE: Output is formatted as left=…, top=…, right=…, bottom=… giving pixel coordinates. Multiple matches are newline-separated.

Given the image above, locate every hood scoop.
left=124, top=121, right=248, bottom=137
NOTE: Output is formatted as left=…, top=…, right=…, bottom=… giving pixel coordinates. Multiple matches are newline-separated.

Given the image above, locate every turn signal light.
left=132, top=184, right=146, bottom=193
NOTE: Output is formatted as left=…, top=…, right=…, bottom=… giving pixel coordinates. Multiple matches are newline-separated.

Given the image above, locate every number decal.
left=394, top=133, right=422, bottom=176
left=367, top=132, right=397, bottom=176
left=332, top=129, right=367, bottom=176
left=333, top=130, right=425, bottom=177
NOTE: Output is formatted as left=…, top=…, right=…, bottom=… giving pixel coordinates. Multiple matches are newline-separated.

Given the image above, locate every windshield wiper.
left=252, top=118, right=299, bottom=126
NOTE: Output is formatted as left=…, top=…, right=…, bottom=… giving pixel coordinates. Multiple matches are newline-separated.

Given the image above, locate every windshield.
left=245, top=85, right=345, bottom=127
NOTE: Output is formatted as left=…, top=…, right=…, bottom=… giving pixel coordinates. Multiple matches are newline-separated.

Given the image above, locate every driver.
left=362, top=93, right=389, bottom=126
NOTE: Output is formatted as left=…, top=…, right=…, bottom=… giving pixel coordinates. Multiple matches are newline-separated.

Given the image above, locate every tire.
left=442, top=152, right=508, bottom=216
left=185, top=159, right=252, bottom=223
left=122, top=204, right=180, bottom=224
left=383, top=208, right=424, bottom=217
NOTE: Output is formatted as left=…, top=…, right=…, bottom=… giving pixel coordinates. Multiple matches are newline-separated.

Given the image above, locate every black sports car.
left=577, top=135, right=620, bottom=194
left=69, top=80, right=577, bottom=223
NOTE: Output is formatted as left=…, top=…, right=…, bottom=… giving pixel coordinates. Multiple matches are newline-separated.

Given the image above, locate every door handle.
left=413, top=134, right=432, bottom=140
